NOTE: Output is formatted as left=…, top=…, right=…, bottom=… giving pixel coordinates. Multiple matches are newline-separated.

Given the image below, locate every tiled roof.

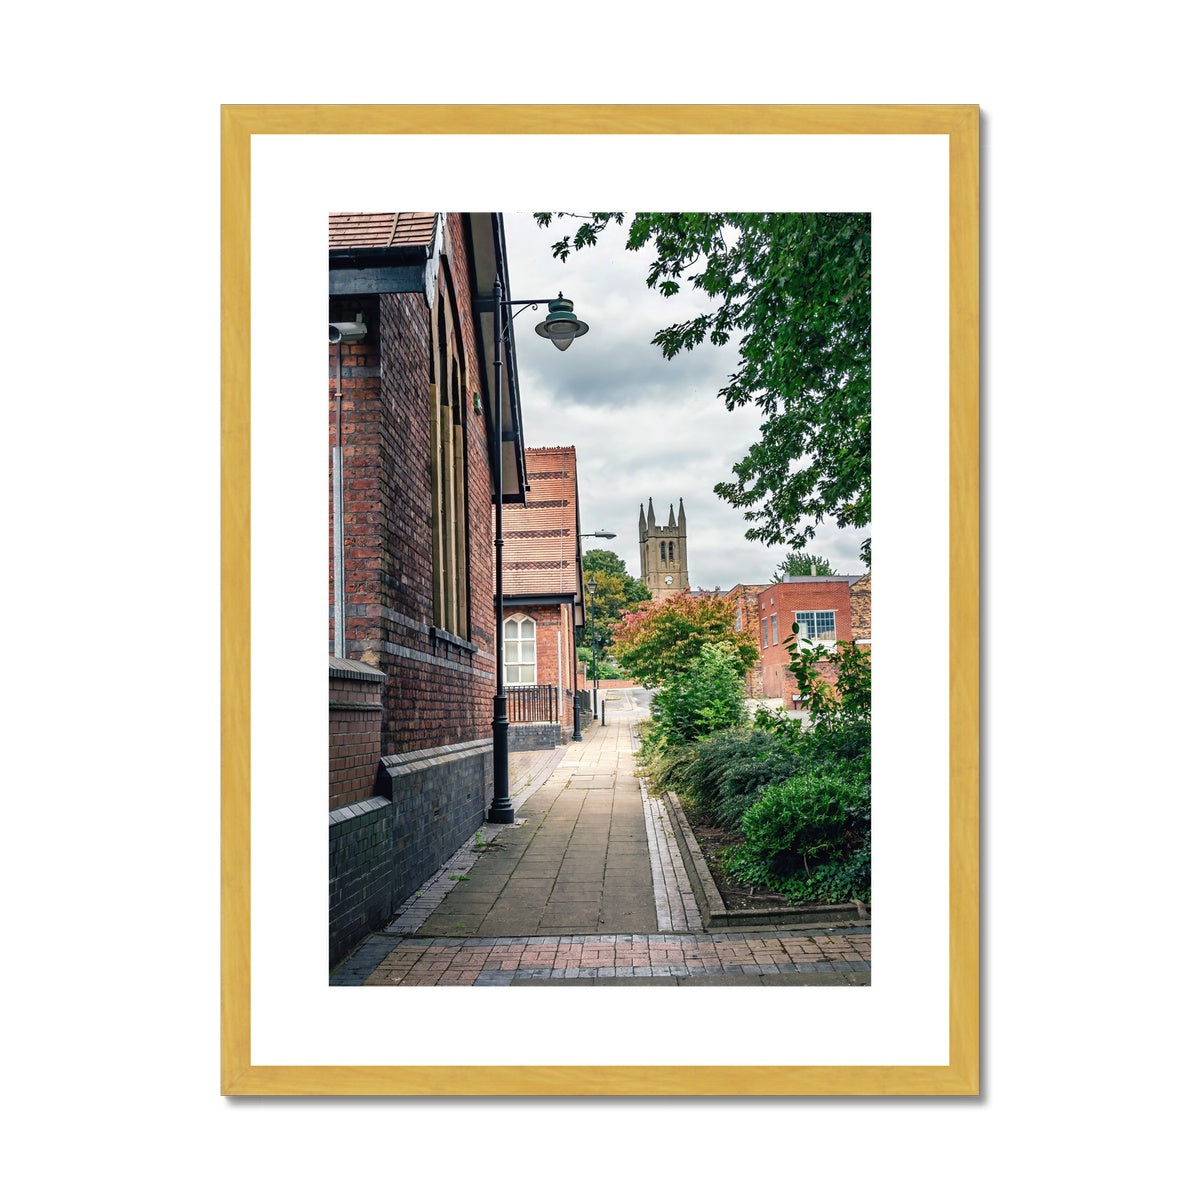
left=328, top=212, right=437, bottom=252
left=501, top=447, right=580, bottom=597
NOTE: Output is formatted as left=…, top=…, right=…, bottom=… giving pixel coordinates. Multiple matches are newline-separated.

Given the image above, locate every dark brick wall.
left=328, top=741, right=493, bottom=969
left=329, top=797, right=393, bottom=968
left=378, top=739, right=491, bottom=906
left=509, top=723, right=563, bottom=751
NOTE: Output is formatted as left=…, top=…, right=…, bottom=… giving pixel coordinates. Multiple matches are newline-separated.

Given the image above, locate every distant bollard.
left=601, top=699, right=606, bottom=727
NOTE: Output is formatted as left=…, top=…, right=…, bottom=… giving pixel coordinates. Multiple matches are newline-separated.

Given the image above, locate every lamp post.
left=587, top=575, right=600, bottom=719
left=487, top=279, right=589, bottom=824
left=576, top=530, right=615, bottom=733
left=577, top=532, right=614, bottom=738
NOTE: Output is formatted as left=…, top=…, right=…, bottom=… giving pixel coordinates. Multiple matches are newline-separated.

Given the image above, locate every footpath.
left=331, top=691, right=871, bottom=986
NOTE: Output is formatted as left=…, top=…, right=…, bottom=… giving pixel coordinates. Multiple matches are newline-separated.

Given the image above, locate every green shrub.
left=723, top=770, right=871, bottom=903
left=677, top=728, right=806, bottom=828
left=636, top=731, right=698, bottom=798
left=651, top=642, right=747, bottom=745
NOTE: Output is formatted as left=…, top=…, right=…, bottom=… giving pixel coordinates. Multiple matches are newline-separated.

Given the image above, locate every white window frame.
left=795, top=609, right=837, bottom=646
left=503, top=613, right=537, bottom=686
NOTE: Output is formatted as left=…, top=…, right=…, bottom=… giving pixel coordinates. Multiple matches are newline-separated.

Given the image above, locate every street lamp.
left=487, top=279, right=589, bottom=824
left=587, top=575, right=600, bottom=719
left=574, top=533, right=613, bottom=740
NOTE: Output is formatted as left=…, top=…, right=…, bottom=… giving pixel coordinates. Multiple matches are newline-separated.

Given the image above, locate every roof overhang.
left=467, top=213, right=527, bottom=504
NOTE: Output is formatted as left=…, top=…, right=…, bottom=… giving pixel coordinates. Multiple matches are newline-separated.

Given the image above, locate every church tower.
left=639, top=497, right=690, bottom=599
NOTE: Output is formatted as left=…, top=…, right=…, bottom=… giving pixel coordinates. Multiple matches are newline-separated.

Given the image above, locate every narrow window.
left=770, top=613, right=778, bottom=645
left=430, top=271, right=469, bottom=638
left=761, top=618, right=769, bottom=648
left=660, top=543, right=666, bottom=562
left=668, top=541, right=674, bottom=561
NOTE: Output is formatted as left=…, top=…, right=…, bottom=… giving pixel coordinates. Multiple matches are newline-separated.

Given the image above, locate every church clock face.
left=664, top=575, right=673, bottom=585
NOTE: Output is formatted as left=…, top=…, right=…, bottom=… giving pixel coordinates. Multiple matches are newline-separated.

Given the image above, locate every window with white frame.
left=770, top=613, right=778, bottom=645
left=761, top=618, right=769, bottom=648
left=795, top=609, right=837, bottom=644
left=503, top=614, right=537, bottom=685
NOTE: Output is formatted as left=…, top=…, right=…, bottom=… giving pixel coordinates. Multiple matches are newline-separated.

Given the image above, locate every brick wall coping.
left=329, top=794, right=391, bottom=825
left=329, top=656, right=387, bottom=681
left=379, top=738, right=492, bottom=778
left=779, top=574, right=864, bottom=584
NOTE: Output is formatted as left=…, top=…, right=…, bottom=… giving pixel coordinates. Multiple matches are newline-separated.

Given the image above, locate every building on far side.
left=752, top=574, right=864, bottom=701
left=499, top=446, right=587, bottom=747
left=724, top=582, right=770, bottom=698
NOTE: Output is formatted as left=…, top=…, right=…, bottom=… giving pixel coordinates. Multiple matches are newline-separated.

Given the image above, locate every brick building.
left=724, top=582, right=770, bottom=697
left=327, top=212, right=531, bottom=965
left=752, top=575, right=864, bottom=701
left=499, top=446, right=587, bottom=748
left=850, top=573, right=873, bottom=644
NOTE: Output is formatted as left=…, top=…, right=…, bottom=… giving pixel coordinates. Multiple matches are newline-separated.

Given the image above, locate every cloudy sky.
left=501, top=211, right=870, bottom=590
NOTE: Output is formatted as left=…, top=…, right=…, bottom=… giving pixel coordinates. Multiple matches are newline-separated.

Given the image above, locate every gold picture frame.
left=221, top=103, right=978, bottom=1096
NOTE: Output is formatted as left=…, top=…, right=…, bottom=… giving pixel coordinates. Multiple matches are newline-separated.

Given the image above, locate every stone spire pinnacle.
left=667, top=502, right=676, bottom=527
left=646, top=497, right=656, bottom=529
left=638, top=502, right=647, bottom=539
left=677, top=497, right=686, bottom=533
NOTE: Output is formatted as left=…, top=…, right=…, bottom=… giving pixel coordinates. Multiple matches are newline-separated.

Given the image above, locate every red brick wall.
left=330, top=213, right=497, bottom=763
left=726, top=583, right=769, bottom=697
left=753, top=579, right=855, bottom=700
left=506, top=601, right=579, bottom=731
left=329, top=666, right=385, bottom=811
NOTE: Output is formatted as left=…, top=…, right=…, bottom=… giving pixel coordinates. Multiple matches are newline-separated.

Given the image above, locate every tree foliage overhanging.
left=534, top=212, right=871, bottom=565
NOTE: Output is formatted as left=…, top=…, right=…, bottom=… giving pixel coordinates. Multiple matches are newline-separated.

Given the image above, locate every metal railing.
left=508, top=684, right=559, bottom=725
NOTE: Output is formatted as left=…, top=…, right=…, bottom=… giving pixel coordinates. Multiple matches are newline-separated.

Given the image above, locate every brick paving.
left=331, top=690, right=871, bottom=986
left=333, top=929, right=871, bottom=986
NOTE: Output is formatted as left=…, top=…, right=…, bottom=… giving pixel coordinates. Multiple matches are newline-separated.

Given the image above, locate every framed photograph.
left=221, top=104, right=978, bottom=1095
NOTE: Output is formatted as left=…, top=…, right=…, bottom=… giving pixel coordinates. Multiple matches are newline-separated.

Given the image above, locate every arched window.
left=660, top=543, right=666, bottom=561
left=668, top=541, right=675, bottom=561
left=503, top=614, right=537, bottom=685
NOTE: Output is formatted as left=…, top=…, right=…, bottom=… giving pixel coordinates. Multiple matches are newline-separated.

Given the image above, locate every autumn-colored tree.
left=610, top=590, right=759, bottom=687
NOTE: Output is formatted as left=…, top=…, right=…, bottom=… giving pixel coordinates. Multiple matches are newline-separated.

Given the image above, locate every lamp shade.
left=534, top=295, right=589, bottom=351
